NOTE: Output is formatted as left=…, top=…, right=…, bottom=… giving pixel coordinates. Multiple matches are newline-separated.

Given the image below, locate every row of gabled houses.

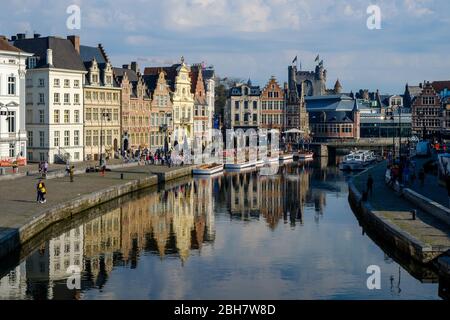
left=223, top=58, right=450, bottom=143
left=0, top=33, right=215, bottom=164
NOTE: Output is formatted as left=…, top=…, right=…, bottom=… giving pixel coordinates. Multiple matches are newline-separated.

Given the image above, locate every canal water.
left=0, top=159, right=445, bottom=300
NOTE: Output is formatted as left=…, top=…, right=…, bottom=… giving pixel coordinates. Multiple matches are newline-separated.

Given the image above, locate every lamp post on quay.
left=99, top=109, right=111, bottom=168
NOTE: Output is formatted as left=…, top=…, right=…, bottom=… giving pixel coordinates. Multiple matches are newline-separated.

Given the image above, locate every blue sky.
left=1, top=0, right=449, bottom=94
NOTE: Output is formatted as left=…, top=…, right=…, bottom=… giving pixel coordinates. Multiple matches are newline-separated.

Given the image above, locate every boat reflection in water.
left=0, top=161, right=447, bottom=300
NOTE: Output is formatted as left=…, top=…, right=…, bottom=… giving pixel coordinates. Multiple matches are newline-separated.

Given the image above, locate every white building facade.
left=0, top=36, right=31, bottom=165
left=14, top=36, right=87, bottom=164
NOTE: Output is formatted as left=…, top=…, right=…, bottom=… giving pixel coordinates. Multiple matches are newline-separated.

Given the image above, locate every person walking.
left=69, top=166, right=74, bottom=182
left=367, top=174, right=374, bottom=196
left=36, top=180, right=46, bottom=203
left=36, top=179, right=43, bottom=203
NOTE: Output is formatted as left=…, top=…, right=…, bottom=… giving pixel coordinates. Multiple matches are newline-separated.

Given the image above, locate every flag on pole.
left=292, top=56, right=297, bottom=64
left=315, top=54, right=320, bottom=62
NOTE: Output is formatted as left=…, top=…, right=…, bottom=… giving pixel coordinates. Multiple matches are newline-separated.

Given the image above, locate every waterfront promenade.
left=0, top=164, right=196, bottom=258
left=351, top=161, right=450, bottom=263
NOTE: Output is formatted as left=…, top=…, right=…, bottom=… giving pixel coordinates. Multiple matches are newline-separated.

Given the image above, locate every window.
left=9, top=143, right=15, bottom=158
left=28, top=57, right=37, bottom=69
left=64, top=93, right=70, bottom=104
left=54, top=110, right=60, bottom=123
left=253, top=101, right=257, bottom=109
left=39, top=93, right=45, bottom=104
left=423, top=96, right=435, bottom=105
left=93, top=130, right=99, bottom=146
left=74, top=130, right=80, bottom=146
left=64, top=110, right=70, bottom=123
left=64, top=131, right=70, bottom=146
left=100, top=92, right=105, bottom=101
left=39, top=110, right=45, bottom=123
left=54, top=93, right=60, bottom=104
left=39, top=152, right=45, bottom=161
left=74, top=152, right=80, bottom=160
left=74, top=94, right=80, bottom=104
left=86, top=91, right=91, bottom=100
left=93, top=92, right=98, bottom=100
left=28, top=131, right=33, bottom=147
left=86, top=108, right=92, bottom=121
left=54, top=131, right=60, bottom=147
left=86, top=130, right=92, bottom=146
left=28, top=151, right=33, bottom=161
left=74, top=80, right=80, bottom=88
left=7, top=111, right=15, bottom=133
left=8, top=77, right=16, bottom=95
left=93, top=109, right=99, bottom=121
left=39, top=131, right=45, bottom=147
left=54, top=79, right=60, bottom=87
left=244, top=101, right=248, bottom=109
left=113, top=110, right=118, bottom=121
left=92, top=74, right=98, bottom=83
left=64, top=79, right=70, bottom=88
left=106, top=130, right=112, bottom=145
left=74, top=110, right=80, bottom=123
left=235, top=114, right=239, bottom=122
left=38, top=79, right=45, bottom=87
left=107, top=93, right=112, bottom=101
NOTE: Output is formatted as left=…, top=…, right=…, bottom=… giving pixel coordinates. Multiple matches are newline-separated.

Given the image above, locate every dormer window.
left=92, top=74, right=99, bottom=84
left=28, top=57, right=37, bottom=69
left=105, top=75, right=112, bottom=85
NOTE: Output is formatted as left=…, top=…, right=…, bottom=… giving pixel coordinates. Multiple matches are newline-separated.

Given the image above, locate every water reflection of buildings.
left=224, top=164, right=314, bottom=228
left=0, top=178, right=216, bottom=299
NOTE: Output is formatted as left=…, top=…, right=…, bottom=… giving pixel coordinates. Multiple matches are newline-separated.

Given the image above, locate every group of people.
left=38, top=161, right=49, bottom=177
left=387, top=156, right=422, bottom=188
left=121, top=147, right=189, bottom=168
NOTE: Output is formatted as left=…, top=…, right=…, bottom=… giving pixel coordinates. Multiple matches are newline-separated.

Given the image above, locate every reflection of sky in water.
left=0, top=163, right=442, bottom=300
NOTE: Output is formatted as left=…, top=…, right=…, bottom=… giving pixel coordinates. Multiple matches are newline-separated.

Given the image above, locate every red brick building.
left=411, top=81, right=441, bottom=139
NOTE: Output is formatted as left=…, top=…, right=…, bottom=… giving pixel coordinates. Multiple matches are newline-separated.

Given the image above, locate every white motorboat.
left=224, top=161, right=256, bottom=170
left=193, top=163, right=224, bottom=175
left=339, top=150, right=375, bottom=171
left=296, top=150, right=314, bottom=160
left=279, top=153, right=294, bottom=161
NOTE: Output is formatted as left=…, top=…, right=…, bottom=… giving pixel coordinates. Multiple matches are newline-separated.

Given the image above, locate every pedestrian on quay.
left=43, top=161, right=48, bottom=178
left=100, top=164, right=106, bottom=177
left=69, top=166, right=74, bottom=182
left=36, top=180, right=46, bottom=203
left=367, top=174, right=374, bottom=196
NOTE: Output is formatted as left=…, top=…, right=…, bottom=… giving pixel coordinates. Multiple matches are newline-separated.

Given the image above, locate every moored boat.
left=193, top=163, right=224, bottom=175
left=296, top=150, right=314, bottom=160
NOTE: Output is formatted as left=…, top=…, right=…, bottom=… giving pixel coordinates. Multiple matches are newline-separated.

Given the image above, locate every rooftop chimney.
left=33, top=33, right=41, bottom=39
left=11, top=35, right=17, bottom=41
left=46, top=48, right=53, bottom=66
left=122, top=64, right=130, bottom=69
left=67, top=35, right=80, bottom=54
left=16, top=33, right=26, bottom=40
left=130, top=61, right=139, bottom=73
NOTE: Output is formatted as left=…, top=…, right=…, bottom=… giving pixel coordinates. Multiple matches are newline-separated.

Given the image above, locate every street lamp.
left=99, top=108, right=111, bottom=167
left=159, top=123, right=169, bottom=154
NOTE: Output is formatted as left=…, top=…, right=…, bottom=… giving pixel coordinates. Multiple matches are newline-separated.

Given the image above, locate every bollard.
left=121, top=173, right=124, bottom=180
left=411, top=209, right=416, bottom=220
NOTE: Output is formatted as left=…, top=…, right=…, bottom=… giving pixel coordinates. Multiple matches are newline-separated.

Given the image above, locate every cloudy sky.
left=1, top=0, right=449, bottom=94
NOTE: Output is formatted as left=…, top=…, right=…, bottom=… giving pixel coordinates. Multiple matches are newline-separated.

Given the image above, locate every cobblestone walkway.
left=353, top=162, right=450, bottom=248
